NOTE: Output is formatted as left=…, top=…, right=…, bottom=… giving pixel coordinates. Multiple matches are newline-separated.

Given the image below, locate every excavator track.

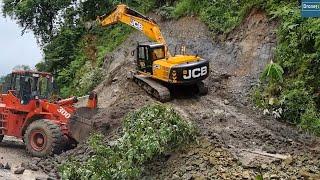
left=133, top=74, right=171, bottom=102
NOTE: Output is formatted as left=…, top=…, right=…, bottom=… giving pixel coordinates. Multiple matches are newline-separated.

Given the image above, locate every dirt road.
left=0, top=137, right=47, bottom=179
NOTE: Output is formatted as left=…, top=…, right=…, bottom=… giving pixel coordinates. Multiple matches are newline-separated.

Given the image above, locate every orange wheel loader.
left=0, top=71, right=97, bottom=157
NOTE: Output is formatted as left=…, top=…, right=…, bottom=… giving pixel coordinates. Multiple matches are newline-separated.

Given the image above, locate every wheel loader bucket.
left=68, top=91, right=99, bottom=142
left=68, top=114, right=95, bottom=143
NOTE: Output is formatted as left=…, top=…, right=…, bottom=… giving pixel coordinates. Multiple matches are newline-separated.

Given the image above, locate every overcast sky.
left=0, top=1, right=42, bottom=76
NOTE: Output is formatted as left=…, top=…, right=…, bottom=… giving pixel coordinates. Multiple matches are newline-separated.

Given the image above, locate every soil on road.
left=0, top=136, right=47, bottom=180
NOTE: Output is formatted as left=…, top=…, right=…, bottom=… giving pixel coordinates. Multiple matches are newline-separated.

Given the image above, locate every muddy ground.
left=0, top=137, right=47, bottom=179
left=2, top=9, right=319, bottom=179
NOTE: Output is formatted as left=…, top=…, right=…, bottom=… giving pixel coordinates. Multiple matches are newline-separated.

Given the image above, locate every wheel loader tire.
left=0, top=135, right=3, bottom=142
left=24, top=119, right=64, bottom=157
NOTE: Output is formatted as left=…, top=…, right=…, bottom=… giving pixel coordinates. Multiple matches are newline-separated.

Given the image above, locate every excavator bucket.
left=68, top=92, right=99, bottom=143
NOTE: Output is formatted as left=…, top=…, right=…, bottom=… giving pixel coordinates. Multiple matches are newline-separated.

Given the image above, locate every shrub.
left=261, top=61, right=284, bottom=83
left=300, top=104, right=320, bottom=135
left=60, top=104, right=196, bottom=179
left=279, top=88, right=312, bottom=124
left=172, top=0, right=202, bottom=18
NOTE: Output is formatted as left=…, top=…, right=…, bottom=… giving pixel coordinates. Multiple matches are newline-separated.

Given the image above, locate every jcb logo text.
left=183, top=66, right=207, bottom=79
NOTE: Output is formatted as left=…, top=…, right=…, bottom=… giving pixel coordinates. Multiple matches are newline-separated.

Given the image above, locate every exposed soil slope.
left=39, top=10, right=319, bottom=179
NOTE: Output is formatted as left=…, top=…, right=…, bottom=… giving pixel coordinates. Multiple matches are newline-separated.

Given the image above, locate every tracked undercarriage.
left=134, top=74, right=171, bottom=102
left=133, top=74, right=208, bottom=102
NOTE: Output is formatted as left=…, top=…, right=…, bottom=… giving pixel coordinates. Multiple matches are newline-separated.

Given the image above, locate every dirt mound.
left=38, top=10, right=319, bottom=179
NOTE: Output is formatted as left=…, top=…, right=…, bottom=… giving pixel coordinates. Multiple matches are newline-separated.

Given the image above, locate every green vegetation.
left=261, top=61, right=284, bottom=84
left=1, top=0, right=169, bottom=97
left=0, top=76, right=5, bottom=84
left=159, top=0, right=320, bottom=134
left=60, top=104, right=196, bottom=179
left=2, top=1, right=319, bottom=133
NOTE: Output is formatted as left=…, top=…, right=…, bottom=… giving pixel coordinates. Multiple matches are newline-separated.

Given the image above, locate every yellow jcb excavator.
left=97, top=4, right=209, bottom=102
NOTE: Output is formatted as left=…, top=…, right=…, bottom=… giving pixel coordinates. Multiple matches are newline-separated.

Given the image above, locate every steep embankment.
left=38, top=10, right=319, bottom=179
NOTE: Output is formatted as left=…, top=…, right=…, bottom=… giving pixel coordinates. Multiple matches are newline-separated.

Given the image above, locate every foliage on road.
left=59, top=104, right=196, bottom=179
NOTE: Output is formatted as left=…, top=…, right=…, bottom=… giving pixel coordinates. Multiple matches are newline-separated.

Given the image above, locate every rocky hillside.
left=30, top=11, right=320, bottom=179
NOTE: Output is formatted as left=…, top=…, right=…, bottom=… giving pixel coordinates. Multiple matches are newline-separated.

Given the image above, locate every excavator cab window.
left=137, top=45, right=152, bottom=73
left=150, top=47, right=165, bottom=61
left=137, top=44, right=165, bottom=74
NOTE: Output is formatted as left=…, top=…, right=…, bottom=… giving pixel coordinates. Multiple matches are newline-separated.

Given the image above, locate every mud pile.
left=37, top=9, right=319, bottom=179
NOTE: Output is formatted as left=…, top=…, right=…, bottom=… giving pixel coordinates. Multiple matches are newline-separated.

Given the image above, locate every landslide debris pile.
left=35, top=11, right=320, bottom=179
left=61, top=104, right=196, bottom=179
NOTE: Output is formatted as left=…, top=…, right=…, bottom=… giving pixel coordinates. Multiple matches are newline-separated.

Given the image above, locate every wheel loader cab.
left=2, top=71, right=55, bottom=104
left=136, top=43, right=165, bottom=74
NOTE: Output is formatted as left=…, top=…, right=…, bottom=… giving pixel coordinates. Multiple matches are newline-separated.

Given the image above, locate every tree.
left=12, top=65, right=31, bottom=71
left=2, top=0, right=74, bottom=44
left=0, top=76, right=5, bottom=83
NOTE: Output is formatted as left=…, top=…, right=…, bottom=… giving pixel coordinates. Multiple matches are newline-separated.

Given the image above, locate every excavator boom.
left=97, top=4, right=170, bottom=56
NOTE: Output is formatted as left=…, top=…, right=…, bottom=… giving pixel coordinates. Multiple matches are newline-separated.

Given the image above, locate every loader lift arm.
left=97, top=4, right=171, bottom=57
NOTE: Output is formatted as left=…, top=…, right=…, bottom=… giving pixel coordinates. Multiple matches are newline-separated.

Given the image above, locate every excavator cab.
left=136, top=43, right=166, bottom=74
left=1, top=71, right=56, bottom=104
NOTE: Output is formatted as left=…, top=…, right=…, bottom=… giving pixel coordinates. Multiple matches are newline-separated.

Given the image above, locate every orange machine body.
left=0, top=71, right=97, bottom=141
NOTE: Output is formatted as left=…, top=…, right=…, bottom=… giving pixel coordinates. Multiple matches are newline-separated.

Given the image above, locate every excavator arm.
left=97, top=4, right=170, bottom=56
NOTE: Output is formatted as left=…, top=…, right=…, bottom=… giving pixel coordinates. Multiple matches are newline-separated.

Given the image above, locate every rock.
left=242, top=171, right=251, bottom=179
left=4, top=163, right=11, bottom=170
left=14, top=167, right=25, bottom=174
left=283, top=155, right=293, bottom=165
left=201, top=140, right=211, bottom=148
left=48, top=172, right=58, bottom=180
left=192, top=159, right=203, bottom=166
left=32, top=157, right=42, bottom=163
left=187, top=150, right=196, bottom=156
left=225, top=113, right=233, bottom=119
left=194, top=174, right=206, bottom=180
left=261, top=163, right=268, bottom=170
left=263, top=145, right=276, bottom=154
left=112, top=77, right=118, bottom=83
left=126, top=72, right=133, bottom=79
left=29, top=164, right=39, bottom=171
left=216, top=152, right=221, bottom=157
left=209, top=157, right=216, bottom=165
left=0, top=163, right=4, bottom=169
left=21, top=162, right=27, bottom=168
left=213, top=109, right=224, bottom=116
left=224, top=99, right=230, bottom=105
left=270, top=174, right=279, bottom=179
left=199, top=163, right=207, bottom=171
left=186, top=166, right=193, bottom=171
left=299, top=169, right=311, bottom=179
left=182, top=173, right=193, bottom=180
left=180, top=166, right=186, bottom=173
left=201, top=114, right=209, bottom=119
left=172, top=174, right=180, bottom=180
left=35, top=177, right=47, bottom=180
